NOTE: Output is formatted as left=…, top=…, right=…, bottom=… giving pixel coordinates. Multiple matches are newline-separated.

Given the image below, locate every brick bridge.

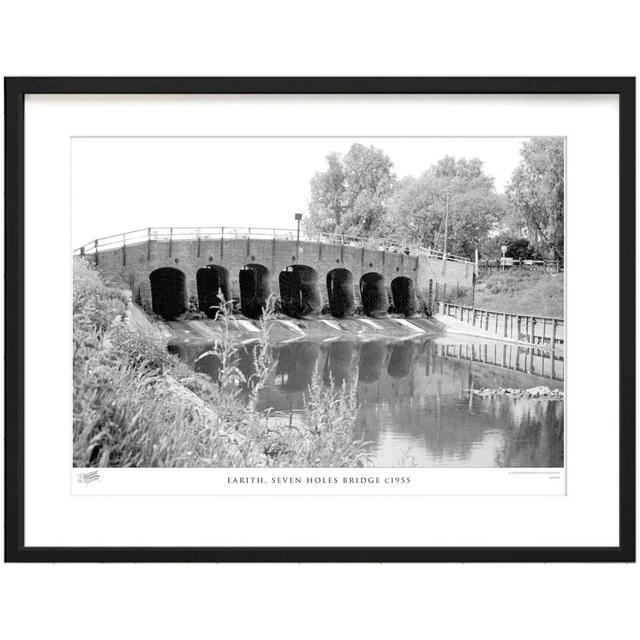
left=76, top=227, right=474, bottom=320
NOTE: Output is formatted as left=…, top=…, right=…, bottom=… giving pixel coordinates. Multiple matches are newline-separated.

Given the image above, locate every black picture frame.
left=4, top=77, right=635, bottom=563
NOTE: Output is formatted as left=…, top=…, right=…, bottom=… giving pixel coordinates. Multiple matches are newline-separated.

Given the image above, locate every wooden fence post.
left=169, top=227, right=173, bottom=258
left=94, top=239, right=99, bottom=265
left=529, top=346, right=534, bottom=373
left=147, top=227, right=151, bottom=261
left=552, top=319, right=558, bottom=350
left=530, top=315, right=535, bottom=344
left=122, top=233, right=126, bottom=266
left=471, top=273, right=476, bottom=309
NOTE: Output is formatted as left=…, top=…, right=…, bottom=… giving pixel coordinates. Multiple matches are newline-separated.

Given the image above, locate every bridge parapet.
left=74, top=226, right=472, bottom=264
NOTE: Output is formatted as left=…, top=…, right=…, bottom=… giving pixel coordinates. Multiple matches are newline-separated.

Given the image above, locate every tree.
left=306, top=144, right=396, bottom=236
left=481, top=234, right=543, bottom=260
left=386, top=156, right=505, bottom=258
left=505, top=138, right=564, bottom=259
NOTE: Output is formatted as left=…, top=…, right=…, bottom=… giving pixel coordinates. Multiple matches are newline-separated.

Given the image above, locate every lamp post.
left=295, top=212, right=302, bottom=260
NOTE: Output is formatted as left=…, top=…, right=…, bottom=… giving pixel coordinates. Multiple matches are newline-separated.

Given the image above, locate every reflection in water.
left=387, top=340, right=416, bottom=378
left=276, top=342, right=321, bottom=391
left=171, top=336, right=564, bottom=468
left=323, top=341, right=358, bottom=387
left=358, top=341, right=387, bottom=383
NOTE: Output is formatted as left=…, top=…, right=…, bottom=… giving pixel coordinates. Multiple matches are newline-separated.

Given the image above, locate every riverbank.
left=73, top=259, right=371, bottom=468
left=447, top=269, right=564, bottom=318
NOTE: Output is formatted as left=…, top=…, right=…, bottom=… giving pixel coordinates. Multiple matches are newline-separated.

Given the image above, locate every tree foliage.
left=386, top=156, right=504, bottom=258
left=306, top=144, right=396, bottom=236
left=305, top=140, right=563, bottom=261
left=505, top=137, right=564, bottom=259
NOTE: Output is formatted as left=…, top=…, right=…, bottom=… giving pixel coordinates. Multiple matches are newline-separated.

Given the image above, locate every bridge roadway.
left=83, top=232, right=474, bottom=320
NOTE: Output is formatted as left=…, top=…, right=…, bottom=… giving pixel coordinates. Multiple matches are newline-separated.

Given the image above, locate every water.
left=170, top=336, right=564, bottom=468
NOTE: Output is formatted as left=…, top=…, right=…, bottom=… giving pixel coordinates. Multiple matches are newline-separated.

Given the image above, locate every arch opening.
left=391, top=276, right=417, bottom=316
left=278, top=265, right=321, bottom=318
left=149, top=267, right=187, bottom=320
left=196, top=265, right=230, bottom=318
left=359, top=272, right=388, bottom=317
left=326, top=268, right=355, bottom=318
left=239, top=263, right=271, bottom=319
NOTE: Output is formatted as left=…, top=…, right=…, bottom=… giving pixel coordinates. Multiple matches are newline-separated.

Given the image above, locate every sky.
left=71, top=136, right=530, bottom=248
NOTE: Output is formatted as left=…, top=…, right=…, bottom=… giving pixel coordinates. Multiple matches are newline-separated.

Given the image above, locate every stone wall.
left=89, top=237, right=474, bottom=317
left=416, top=254, right=475, bottom=295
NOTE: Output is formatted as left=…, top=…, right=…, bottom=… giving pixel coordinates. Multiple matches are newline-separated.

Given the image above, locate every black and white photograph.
left=72, top=134, right=565, bottom=470
left=5, top=76, right=632, bottom=566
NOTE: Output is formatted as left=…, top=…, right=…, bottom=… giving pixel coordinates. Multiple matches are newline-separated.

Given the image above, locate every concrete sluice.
left=391, top=276, right=417, bottom=316
left=239, top=263, right=271, bottom=319
left=279, top=265, right=322, bottom=318
left=196, top=265, right=230, bottom=318
left=326, top=268, right=355, bottom=318
left=359, top=272, right=388, bottom=317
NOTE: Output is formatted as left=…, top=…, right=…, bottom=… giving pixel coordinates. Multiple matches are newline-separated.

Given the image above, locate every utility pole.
left=442, top=188, right=450, bottom=264
left=442, top=188, right=451, bottom=276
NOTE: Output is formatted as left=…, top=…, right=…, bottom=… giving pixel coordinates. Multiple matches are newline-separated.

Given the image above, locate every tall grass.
left=444, top=269, right=564, bottom=318
left=73, top=258, right=371, bottom=468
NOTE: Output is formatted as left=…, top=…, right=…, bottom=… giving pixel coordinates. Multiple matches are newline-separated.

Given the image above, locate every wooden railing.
left=417, top=246, right=472, bottom=264
left=73, top=226, right=472, bottom=264
left=478, top=258, right=562, bottom=273
left=438, top=302, right=564, bottom=351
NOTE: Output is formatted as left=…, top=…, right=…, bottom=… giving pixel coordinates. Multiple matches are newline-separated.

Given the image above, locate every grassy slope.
left=446, top=269, right=564, bottom=318
left=73, top=258, right=370, bottom=468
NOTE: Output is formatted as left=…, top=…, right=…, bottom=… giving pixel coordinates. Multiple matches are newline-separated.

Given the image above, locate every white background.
left=71, top=135, right=528, bottom=247
left=1, top=1, right=638, bottom=639
left=29, top=94, right=606, bottom=545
